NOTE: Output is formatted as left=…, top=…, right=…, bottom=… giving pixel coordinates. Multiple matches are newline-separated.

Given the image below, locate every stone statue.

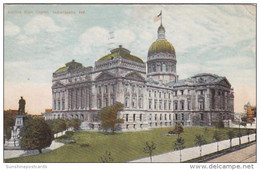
left=18, top=96, right=26, bottom=115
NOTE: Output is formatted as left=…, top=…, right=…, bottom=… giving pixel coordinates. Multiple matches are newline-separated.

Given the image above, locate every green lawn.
left=5, top=127, right=253, bottom=163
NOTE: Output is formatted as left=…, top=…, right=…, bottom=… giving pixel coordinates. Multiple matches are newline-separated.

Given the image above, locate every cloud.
left=17, top=34, right=35, bottom=44
left=4, top=21, right=20, bottom=36
left=24, top=15, right=65, bottom=35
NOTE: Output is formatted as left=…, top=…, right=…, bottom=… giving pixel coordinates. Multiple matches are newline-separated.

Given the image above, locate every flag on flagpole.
left=153, top=11, right=162, bottom=22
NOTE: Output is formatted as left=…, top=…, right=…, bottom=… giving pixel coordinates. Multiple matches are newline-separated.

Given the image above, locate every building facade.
left=47, top=24, right=234, bottom=131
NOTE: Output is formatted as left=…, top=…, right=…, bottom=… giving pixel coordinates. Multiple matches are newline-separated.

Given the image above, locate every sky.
left=4, top=4, right=256, bottom=115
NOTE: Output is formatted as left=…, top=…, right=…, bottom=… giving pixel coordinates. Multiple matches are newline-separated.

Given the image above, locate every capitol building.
left=45, top=24, right=234, bottom=131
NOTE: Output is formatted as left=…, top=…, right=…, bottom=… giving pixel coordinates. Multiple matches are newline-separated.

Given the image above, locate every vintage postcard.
left=3, top=3, right=257, bottom=165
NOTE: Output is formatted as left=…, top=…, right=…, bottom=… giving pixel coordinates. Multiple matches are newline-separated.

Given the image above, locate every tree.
left=227, top=130, right=234, bottom=148
left=65, top=119, right=71, bottom=130
left=98, top=102, right=124, bottom=133
left=213, top=130, right=221, bottom=151
left=71, top=118, right=81, bottom=131
left=4, top=114, right=15, bottom=140
left=21, top=118, right=54, bottom=154
left=100, top=150, right=113, bottom=163
left=174, top=122, right=184, bottom=139
left=194, top=135, right=207, bottom=157
left=143, top=141, right=156, bottom=163
left=173, top=137, right=185, bottom=162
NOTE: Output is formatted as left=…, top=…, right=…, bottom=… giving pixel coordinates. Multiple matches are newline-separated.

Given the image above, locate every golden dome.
left=148, top=39, right=175, bottom=56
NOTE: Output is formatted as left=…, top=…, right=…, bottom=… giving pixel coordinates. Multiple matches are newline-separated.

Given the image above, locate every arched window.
left=162, top=63, right=166, bottom=72
left=171, top=65, right=175, bottom=72
left=125, top=97, right=129, bottom=107
left=153, top=63, right=156, bottom=72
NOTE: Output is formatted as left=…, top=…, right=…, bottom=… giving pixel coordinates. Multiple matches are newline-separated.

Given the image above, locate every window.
left=164, top=92, right=166, bottom=98
left=126, top=124, right=129, bottom=129
left=159, top=100, right=162, bottom=110
left=159, top=92, right=162, bottom=98
left=133, top=124, right=136, bottom=129
left=154, top=91, right=157, bottom=97
left=149, top=99, right=152, bottom=109
left=140, top=114, right=142, bottom=121
left=200, top=90, right=204, bottom=95
left=174, top=91, right=177, bottom=96
left=125, top=97, right=129, bottom=107
left=133, top=114, right=136, bottom=122
left=138, top=97, right=143, bottom=108
left=104, top=98, right=108, bottom=107
left=58, top=100, right=60, bottom=110
left=155, top=122, right=158, bottom=126
left=132, top=98, right=136, bottom=108
left=154, top=100, right=157, bottom=109
left=165, top=114, right=167, bottom=120
left=180, top=101, right=184, bottom=110
left=111, top=98, right=115, bottom=105
left=160, top=114, right=162, bottom=120
left=153, top=63, right=156, bottom=72
left=175, top=114, right=178, bottom=120
left=169, top=101, right=171, bottom=110
left=164, top=100, right=167, bottom=110
left=171, top=65, right=175, bottom=72
left=54, top=100, right=56, bottom=110
left=200, top=113, right=204, bottom=121
left=181, top=90, right=184, bottom=95
left=162, top=63, right=166, bottom=72
left=168, top=93, right=170, bottom=99
left=98, top=99, right=102, bottom=108
left=132, top=85, right=135, bottom=92
left=140, top=124, right=143, bottom=128
left=112, top=84, right=115, bottom=92
left=98, top=86, right=102, bottom=94
left=149, top=90, right=151, bottom=97
left=199, top=100, right=204, bottom=110
left=138, top=86, right=142, bottom=94
left=165, top=122, right=168, bottom=126
left=155, top=114, right=157, bottom=120
left=160, top=122, right=162, bottom=126
left=62, top=99, right=65, bottom=110
left=181, top=113, right=184, bottom=121
left=174, top=101, right=178, bottom=110
left=150, top=123, right=152, bottom=127
left=188, top=100, right=191, bottom=110
left=149, top=114, right=152, bottom=121
left=169, top=114, right=171, bottom=120
left=126, top=114, right=129, bottom=122
left=105, top=85, right=108, bottom=93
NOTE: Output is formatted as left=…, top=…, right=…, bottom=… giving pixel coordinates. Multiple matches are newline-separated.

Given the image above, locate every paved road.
left=130, top=134, right=256, bottom=162
left=207, top=144, right=256, bottom=163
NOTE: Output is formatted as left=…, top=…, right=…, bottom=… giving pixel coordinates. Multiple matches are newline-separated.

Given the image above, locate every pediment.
left=95, top=72, right=116, bottom=81
left=52, top=81, right=65, bottom=89
left=218, top=77, right=231, bottom=88
left=125, top=72, right=145, bottom=81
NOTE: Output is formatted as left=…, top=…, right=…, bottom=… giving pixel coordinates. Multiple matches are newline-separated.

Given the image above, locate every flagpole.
left=161, top=10, right=162, bottom=25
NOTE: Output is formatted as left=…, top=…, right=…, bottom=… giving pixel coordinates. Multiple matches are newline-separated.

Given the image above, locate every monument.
left=4, top=97, right=26, bottom=149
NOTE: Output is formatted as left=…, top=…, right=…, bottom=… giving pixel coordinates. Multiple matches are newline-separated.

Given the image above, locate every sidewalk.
left=130, top=134, right=256, bottom=162
left=4, top=141, right=64, bottom=160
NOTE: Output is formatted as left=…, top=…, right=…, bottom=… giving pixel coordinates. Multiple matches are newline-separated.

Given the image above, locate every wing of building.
left=46, top=24, right=234, bottom=131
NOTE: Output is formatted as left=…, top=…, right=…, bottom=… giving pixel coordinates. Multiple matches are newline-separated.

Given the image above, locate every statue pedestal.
left=4, top=114, right=26, bottom=150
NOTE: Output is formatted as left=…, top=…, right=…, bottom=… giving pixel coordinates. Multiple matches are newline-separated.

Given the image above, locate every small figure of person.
left=18, top=96, right=26, bottom=115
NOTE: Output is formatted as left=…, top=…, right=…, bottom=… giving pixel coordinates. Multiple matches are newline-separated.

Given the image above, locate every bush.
left=215, top=120, right=224, bottom=128
left=21, top=118, right=54, bottom=153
